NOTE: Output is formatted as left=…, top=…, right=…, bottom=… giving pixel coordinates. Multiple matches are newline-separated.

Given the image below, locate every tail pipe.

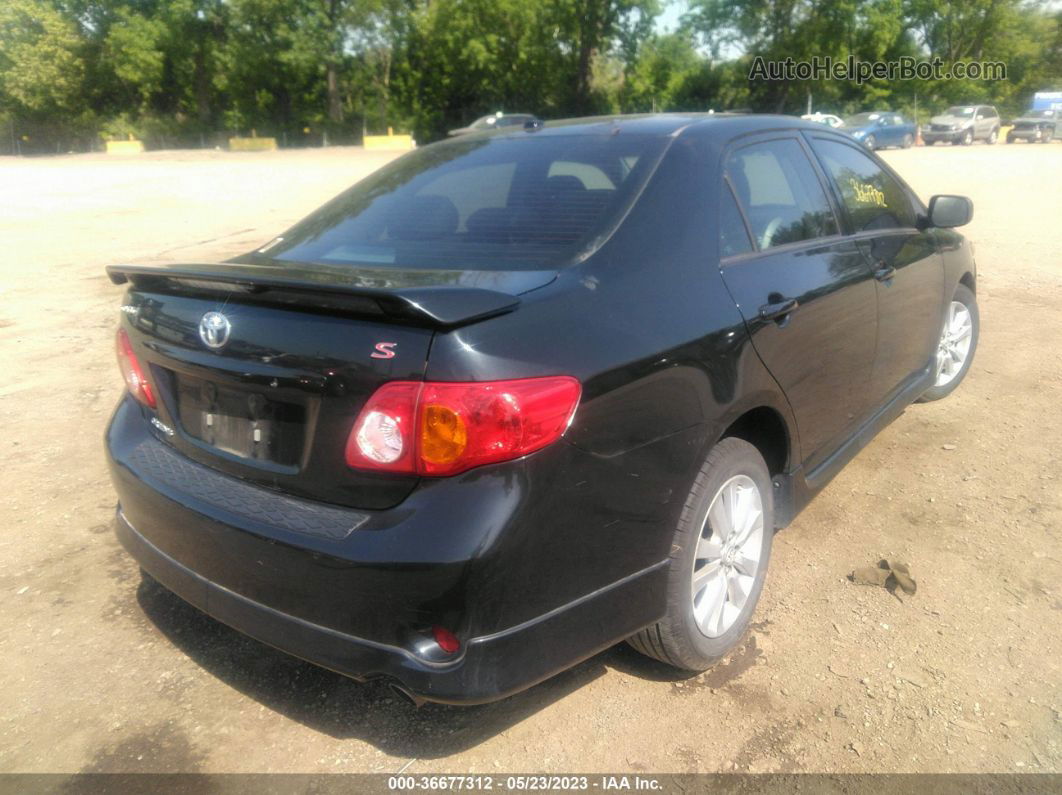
left=388, top=682, right=426, bottom=708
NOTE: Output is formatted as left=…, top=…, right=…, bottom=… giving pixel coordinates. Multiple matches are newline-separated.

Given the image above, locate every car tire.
left=627, top=437, right=774, bottom=670
left=864, top=135, right=876, bottom=150
left=918, top=284, right=979, bottom=403
left=902, top=134, right=913, bottom=148
left=1007, top=133, right=1015, bottom=143
left=962, top=130, right=973, bottom=145
left=987, top=128, right=998, bottom=144
left=1042, top=129, right=1054, bottom=144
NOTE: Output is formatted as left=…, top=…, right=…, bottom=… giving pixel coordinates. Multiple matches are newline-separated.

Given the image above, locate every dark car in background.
left=924, top=104, right=1001, bottom=145
left=106, top=114, right=979, bottom=705
left=840, top=111, right=917, bottom=150
left=447, top=112, right=541, bottom=136
left=1007, top=108, right=1060, bottom=143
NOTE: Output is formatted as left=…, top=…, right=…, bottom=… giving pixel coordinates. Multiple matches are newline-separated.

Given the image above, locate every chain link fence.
left=0, top=116, right=371, bottom=156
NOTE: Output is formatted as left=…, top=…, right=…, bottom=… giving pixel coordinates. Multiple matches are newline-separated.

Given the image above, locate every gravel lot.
left=1, top=141, right=1060, bottom=775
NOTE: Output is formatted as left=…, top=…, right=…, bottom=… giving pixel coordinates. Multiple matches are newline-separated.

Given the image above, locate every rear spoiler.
left=106, top=262, right=525, bottom=328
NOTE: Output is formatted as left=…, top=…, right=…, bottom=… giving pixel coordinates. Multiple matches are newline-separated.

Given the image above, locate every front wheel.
left=863, top=135, right=877, bottom=150
left=918, top=284, right=979, bottom=402
left=962, top=130, right=974, bottom=145
left=987, top=128, right=998, bottom=144
left=902, top=133, right=913, bottom=149
left=628, top=437, right=774, bottom=670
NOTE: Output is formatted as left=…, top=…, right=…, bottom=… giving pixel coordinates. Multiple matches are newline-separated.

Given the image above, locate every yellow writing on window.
left=848, top=179, right=887, bottom=207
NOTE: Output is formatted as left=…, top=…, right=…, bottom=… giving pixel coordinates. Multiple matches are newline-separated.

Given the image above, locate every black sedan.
left=447, top=112, right=541, bottom=136
left=106, top=114, right=979, bottom=705
left=1007, top=108, right=1060, bottom=143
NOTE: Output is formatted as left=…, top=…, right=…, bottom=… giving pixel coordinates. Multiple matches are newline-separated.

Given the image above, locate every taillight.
left=116, top=328, right=156, bottom=408
left=432, top=625, right=461, bottom=654
left=345, top=376, right=581, bottom=476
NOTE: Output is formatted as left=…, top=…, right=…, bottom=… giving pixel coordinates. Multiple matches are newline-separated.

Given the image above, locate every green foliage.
left=0, top=0, right=1059, bottom=151
left=0, top=0, right=84, bottom=115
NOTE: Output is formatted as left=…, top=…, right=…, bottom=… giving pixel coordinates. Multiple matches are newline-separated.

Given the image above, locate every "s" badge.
left=371, top=342, right=397, bottom=359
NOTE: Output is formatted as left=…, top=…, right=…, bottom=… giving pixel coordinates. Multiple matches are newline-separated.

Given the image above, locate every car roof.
left=486, top=112, right=835, bottom=142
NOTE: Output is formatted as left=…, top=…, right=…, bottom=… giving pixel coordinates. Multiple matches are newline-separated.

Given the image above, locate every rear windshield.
left=266, top=133, right=668, bottom=270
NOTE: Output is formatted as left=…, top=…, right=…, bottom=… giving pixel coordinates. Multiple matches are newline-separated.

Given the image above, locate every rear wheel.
left=1042, top=129, right=1054, bottom=144
left=628, top=437, right=773, bottom=670
left=918, top=284, right=979, bottom=402
left=864, top=134, right=877, bottom=150
left=902, top=133, right=913, bottom=149
left=987, top=128, right=998, bottom=144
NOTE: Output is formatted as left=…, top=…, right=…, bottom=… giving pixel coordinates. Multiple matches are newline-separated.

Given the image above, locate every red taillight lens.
left=345, top=376, right=581, bottom=476
left=432, top=625, right=461, bottom=654
left=116, top=328, right=156, bottom=408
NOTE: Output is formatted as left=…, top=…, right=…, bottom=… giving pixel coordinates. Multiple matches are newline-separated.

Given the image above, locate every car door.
left=807, top=134, right=944, bottom=407
left=974, top=108, right=988, bottom=139
left=717, top=134, right=878, bottom=473
left=984, top=107, right=999, bottom=138
left=892, top=114, right=912, bottom=145
left=880, top=115, right=900, bottom=147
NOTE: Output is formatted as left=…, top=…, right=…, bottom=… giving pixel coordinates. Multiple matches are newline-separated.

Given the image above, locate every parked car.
left=1007, top=108, right=1060, bottom=143
left=840, top=111, right=916, bottom=150
left=106, top=114, right=978, bottom=706
left=923, top=104, right=1000, bottom=145
left=801, top=112, right=844, bottom=129
left=447, top=112, right=541, bottom=136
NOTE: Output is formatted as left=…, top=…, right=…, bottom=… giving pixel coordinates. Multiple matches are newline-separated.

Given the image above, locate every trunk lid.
left=111, top=261, right=555, bottom=509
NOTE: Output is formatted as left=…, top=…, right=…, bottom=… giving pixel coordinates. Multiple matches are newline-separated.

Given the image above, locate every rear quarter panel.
left=424, top=133, right=798, bottom=604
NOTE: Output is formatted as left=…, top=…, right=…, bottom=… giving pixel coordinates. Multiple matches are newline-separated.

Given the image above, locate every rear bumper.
left=116, top=508, right=663, bottom=704
left=106, top=397, right=669, bottom=704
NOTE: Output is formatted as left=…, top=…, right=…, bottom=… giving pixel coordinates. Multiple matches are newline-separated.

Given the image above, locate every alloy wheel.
left=690, top=475, right=764, bottom=638
left=935, top=300, right=973, bottom=387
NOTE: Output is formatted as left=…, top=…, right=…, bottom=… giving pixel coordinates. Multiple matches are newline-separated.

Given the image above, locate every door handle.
left=758, top=297, right=799, bottom=322
left=874, top=262, right=896, bottom=282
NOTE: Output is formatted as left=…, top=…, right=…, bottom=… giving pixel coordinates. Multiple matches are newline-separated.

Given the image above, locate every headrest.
left=388, top=195, right=459, bottom=241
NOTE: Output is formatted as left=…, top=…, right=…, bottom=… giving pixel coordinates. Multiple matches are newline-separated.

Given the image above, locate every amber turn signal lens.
left=420, top=404, right=468, bottom=465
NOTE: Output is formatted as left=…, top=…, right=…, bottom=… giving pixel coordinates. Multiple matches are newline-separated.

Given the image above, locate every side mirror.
left=926, top=195, right=974, bottom=228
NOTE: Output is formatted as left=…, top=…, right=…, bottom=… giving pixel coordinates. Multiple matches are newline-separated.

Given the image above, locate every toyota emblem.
left=198, top=311, right=232, bottom=349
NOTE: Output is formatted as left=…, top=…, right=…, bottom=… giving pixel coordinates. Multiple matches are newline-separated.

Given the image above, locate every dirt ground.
left=1, top=141, right=1060, bottom=775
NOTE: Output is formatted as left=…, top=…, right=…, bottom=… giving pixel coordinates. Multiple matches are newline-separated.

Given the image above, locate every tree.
left=546, top=0, right=661, bottom=113
left=0, top=0, right=84, bottom=116
left=619, top=32, right=701, bottom=112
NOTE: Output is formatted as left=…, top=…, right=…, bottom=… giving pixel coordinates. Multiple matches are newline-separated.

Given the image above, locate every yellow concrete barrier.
left=228, top=137, right=278, bottom=152
left=105, top=140, right=144, bottom=155
left=364, top=134, right=415, bottom=151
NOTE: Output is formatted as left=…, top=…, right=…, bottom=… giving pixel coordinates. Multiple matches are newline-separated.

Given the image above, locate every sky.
left=656, top=0, right=689, bottom=34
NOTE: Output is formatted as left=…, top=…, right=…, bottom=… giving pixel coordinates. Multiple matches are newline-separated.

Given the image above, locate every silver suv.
left=924, top=104, right=1000, bottom=145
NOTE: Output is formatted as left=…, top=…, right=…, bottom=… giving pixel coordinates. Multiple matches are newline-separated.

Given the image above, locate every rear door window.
left=811, top=138, right=919, bottom=232
left=725, top=138, right=838, bottom=250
